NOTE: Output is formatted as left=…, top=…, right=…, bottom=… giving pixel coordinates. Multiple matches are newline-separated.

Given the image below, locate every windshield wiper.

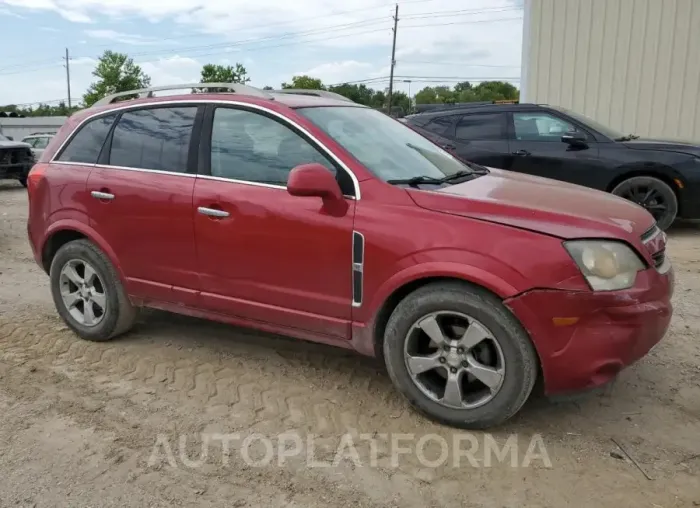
left=615, top=134, right=640, bottom=141
left=387, top=170, right=474, bottom=187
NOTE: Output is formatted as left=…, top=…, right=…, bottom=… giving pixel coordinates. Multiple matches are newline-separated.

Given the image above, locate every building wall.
left=521, top=0, right=700, bottom=142
left=0, top=117, right=67, bottom=141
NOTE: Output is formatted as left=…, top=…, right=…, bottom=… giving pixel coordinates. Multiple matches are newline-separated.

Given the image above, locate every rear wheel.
left=611, top=176, right=677, bottom=230
left=18, top=176, right=27, bottom=187
left=383, top=282, right=539, bottom=429
left=50, top=239, right=137, bottom=341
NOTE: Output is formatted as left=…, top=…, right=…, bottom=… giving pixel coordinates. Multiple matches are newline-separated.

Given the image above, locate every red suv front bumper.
left=505, top=267, right=674, bottom=395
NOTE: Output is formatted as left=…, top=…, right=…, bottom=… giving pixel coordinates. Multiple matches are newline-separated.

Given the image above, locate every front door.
left=508, top=111, right=601, bottom=186
left=193, top=105, right=356, bottom=339
left=85, top=105, right=201, bottom=305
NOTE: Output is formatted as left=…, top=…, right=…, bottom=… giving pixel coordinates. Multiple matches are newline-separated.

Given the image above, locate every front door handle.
left=198, top=206, right=230, bottom=218
left=512, top=149, right=531, bottom=156
left=91, top=190, right=115, bottom=200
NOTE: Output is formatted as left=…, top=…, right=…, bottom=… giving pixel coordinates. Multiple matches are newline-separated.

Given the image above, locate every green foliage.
left=200, top=63, right=249, bottom=84
left=414, top=81, right=520, bottom=105
left=281, top=75, right=325, bottom=90
left=83, top=51, right=151, bottom=107
left=0, top=101, right=81, bottom=117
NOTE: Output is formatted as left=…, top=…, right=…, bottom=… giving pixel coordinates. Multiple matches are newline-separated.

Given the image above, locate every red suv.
left=26, top=83, right=674, bottom=429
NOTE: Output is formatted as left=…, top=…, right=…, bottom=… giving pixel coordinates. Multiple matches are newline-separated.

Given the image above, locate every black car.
left=0, top=133, right=35, bottom=187
left=404, top=103, right=700, bottom=230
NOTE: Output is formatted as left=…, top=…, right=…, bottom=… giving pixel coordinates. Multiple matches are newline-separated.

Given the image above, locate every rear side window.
left=424, top=116, right=455, bottom=137
left=455, top=113, right=507, bottom=141
left=108, top=106, right=197, bottom=173
left=57, top=114, right=117, bottom=163
left=34, top=137, right=50, bottom=149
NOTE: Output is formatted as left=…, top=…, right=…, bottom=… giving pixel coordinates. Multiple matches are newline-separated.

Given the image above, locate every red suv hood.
left=407, top=168, right=655, bottom=240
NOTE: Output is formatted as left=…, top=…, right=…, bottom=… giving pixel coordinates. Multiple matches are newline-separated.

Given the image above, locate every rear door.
left=508, top=111, right=601, bottom=185
left=452, top=112, right=510, bottom=168
left=85, top=104, right=203, bottom=305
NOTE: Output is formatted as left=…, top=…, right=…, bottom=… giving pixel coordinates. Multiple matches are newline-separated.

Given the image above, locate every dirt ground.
left=1, top=180, right=699, bottom=508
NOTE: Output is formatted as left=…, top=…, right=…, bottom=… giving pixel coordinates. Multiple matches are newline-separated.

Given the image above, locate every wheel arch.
left=606, top=165, right=682, bottom=213
left=366, top=265, right=520, bottom=361
left=41, top=220, right=124, bottom=282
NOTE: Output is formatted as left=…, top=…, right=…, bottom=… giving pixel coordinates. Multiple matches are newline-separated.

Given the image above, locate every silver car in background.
left=21, top=132, right=55, bottom=159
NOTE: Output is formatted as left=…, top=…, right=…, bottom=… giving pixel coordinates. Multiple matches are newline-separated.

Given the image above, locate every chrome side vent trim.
left=352, top=231, right=364, bottom=307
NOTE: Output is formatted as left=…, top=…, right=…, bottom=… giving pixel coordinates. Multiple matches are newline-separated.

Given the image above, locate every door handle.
left=512, top=149, right=531, bottom=156
left=198, top=206, right=230, bottom=218
left=91, top=190, right=115, bottom=200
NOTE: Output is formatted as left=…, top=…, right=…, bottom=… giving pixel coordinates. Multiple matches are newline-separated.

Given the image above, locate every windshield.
left=297, top=106, right=470, bottom=181
left=549, top=105, right=626, bottom=140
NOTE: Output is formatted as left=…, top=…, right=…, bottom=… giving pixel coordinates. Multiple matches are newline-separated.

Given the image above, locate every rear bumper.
left=505, top=267, right=674, bottom=395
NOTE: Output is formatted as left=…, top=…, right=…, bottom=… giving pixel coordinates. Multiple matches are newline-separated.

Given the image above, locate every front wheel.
left=611, top=176, right=678, bottom=231
left=383, top=282, right=539, bottom=429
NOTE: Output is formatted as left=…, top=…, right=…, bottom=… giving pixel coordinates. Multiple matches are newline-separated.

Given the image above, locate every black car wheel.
left=611, top=176, right=678, bottom=231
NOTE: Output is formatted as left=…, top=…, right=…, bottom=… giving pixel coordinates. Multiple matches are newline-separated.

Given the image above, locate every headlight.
left=564, top=240, right=645, bottom=291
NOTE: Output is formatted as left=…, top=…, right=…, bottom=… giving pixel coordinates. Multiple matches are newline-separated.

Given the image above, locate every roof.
left=410, top=102, right=547, bottom=120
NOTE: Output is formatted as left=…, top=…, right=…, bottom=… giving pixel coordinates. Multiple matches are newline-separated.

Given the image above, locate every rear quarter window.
left=56, top=113, right=118, bottom=163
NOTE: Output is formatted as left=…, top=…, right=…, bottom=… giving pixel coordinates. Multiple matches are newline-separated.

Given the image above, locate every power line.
left=403, top=61, right=520, bottom=68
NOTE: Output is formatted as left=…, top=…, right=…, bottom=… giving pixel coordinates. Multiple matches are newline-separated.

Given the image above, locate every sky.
left=0, top=0, right=524, bottom=107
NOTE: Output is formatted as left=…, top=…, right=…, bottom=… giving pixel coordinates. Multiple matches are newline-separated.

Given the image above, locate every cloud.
left=296, top=60, right=374, bottom=84
left=0, top=0, right=524, bottom=102
left=84, top=29, right=161, bottom=45
left=0, top=6, right=23, bottom=17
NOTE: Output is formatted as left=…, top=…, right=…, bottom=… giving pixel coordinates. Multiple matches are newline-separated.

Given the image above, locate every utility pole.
left=387, top=3, right=398, bottom=115
left=63, top=48, right=72, bottom=109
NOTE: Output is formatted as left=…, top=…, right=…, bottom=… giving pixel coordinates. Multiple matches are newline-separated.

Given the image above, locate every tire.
left=49, top=239, right=137, bottom=341
left=383, top=281, right=539, bottom=429
left=18, top=176, right=27, bottom=187
left=611, top=176, right=678, bottom=231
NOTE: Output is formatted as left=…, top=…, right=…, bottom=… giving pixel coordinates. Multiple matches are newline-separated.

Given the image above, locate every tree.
left=281, top=75, right=325, bottom=90
left=262, top=85, right=274, bottom=90
left=414, top=81, right=519, bottom=105
left=199, top=63, right=249, bottom=85
left=83, top=51, right=151, bottom=107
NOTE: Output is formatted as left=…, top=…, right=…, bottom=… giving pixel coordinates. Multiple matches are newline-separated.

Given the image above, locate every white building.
left=520, top=0, right=700, bottom=142
left=0, top=116, right=67, bottom=140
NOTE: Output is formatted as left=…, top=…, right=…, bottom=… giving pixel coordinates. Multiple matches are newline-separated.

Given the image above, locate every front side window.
left=57, top=114, right=117, bottom=163
left=455, top=113, right=507, bottom=141
left=298, top=106, right=469, bottom=182
left=210, top=107, right=336, bottom=186
left=109, top=106, right=197, bottom=173
left=513, top=112, right=582, bottom=141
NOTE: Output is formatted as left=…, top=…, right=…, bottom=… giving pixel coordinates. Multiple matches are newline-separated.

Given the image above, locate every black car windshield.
left=297, top=106, right=470, bottom=182
left=549, top=105, right=626, bottom=140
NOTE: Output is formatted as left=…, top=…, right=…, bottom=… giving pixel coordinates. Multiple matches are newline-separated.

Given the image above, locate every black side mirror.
left=6, top=136, right=13, bottom=141
left=561, top=132, right=587, bottom=146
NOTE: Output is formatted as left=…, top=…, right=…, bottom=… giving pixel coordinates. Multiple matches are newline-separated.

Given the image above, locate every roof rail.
left=92, top=83, right=273, bottom=107
left=272, top=89, right=354, bottom=103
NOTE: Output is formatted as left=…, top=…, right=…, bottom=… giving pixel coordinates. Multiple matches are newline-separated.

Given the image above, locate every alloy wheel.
left=403, top=311, right=506, bottom=409
left=618, top=183, right=670, bottom=223
left=59, top=259, right=107, bottom=327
